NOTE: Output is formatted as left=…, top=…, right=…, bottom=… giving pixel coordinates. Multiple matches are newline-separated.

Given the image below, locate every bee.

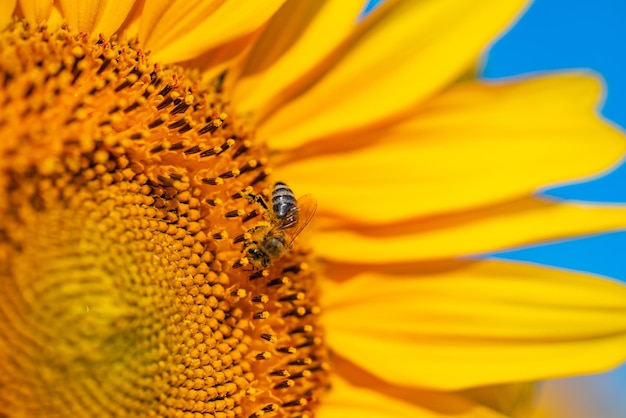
left=242, top=182, right=317, bottom=269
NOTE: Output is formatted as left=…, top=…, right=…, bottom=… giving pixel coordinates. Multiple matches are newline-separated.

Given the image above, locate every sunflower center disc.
left=0, top=22, right=329, bottom=418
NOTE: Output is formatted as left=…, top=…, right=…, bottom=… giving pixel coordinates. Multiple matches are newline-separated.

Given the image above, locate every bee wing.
left=284, top=194, right=317, bottom=247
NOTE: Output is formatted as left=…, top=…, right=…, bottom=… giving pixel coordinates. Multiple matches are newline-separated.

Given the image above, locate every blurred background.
left=362, top=0, right=626, bottom=416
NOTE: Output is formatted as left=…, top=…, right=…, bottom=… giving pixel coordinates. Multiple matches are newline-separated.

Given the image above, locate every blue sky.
left=483, top=0, right=626, bottom=282
left=482, top=1, right=626, bottom=416
left=361, top=0, right=626, bottom=282
left=363, top=0, right=626, bottom=415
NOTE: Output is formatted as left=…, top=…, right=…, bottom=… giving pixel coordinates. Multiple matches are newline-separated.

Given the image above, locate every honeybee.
left=242, top=182, right=317, bottom=269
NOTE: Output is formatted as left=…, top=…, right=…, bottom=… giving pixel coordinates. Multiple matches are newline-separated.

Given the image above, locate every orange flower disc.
left=0, top=22, right=329, bottom=418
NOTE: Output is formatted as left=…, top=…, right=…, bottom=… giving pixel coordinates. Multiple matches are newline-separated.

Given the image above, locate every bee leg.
left=241, top=227, right=264, bottom=250
left=246, top=224, right=266, bottom=234
left=243, top=190, right=270, bottom=212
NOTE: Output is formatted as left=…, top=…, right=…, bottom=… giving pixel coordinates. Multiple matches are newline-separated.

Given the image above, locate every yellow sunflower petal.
left=258, top=0, right=527, bottom=149
left=460, top=383, right=535, bottom=418
left=140, top=0, right=285, bottom=63
left=311, top=198, right=626, bottom=263
left=322, top=260, right=626, bottom=390
left=233, top=0, right=366, bottom=115
left=0, top=0, right=17, bottom=28
left=277, top=74, right=625, bottom=223
left=320, top=373, right=508, bottom=418
left=18, top=0, right=51, bottom=23
left=57, top=0, right=136, bottom=35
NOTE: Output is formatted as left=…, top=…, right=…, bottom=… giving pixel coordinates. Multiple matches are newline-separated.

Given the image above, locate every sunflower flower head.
left=0, top=21, right=328, bottom=418
left=3, top=1, right=626, bottom=418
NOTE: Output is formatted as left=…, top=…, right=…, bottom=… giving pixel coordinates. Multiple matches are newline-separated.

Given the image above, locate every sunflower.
left=1, top=1, right=626, bottom=417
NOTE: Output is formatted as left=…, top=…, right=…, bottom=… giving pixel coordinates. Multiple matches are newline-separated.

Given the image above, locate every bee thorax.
left=262, top=235, right=287, bottom=257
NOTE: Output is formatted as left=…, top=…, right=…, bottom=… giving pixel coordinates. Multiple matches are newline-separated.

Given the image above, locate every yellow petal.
left=322, top=260, right=626, bottom=390
left=179, top=29, right=263, bottom=88
left=46, top=4, right=63, bottom=29
left=138, top=0, right=223, bottom=53
left=57, top=0, right=136, bottom=35
left=233, top=0, right=366, bottom=115
left=141, top=0, right=285, bottom=64
left=0, top=0, right=17, bottom=29
left=259, top=0, right=527, bottom=149
left=18, top=0, right=52, bottom=23
left=460, top=383, right=535, bottom=418
left=277, top=74, right=625, bottom=223
left=320, top=372, right=507, bottom=418
left=311, top=198, right=626, bottom=263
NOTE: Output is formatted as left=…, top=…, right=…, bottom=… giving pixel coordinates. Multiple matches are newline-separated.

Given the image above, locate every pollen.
left=0, top=22, right=329, bottom=418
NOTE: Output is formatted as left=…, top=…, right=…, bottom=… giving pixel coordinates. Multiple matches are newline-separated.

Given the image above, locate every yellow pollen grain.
left=0, top=22, right=328, bottom=418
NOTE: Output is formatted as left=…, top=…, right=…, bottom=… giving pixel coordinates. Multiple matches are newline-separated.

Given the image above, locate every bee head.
left=246, top=247, right=270, bottom=269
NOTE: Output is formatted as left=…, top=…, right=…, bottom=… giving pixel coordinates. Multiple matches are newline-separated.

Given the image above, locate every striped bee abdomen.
left=272, top=182, right=298, bottom=229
